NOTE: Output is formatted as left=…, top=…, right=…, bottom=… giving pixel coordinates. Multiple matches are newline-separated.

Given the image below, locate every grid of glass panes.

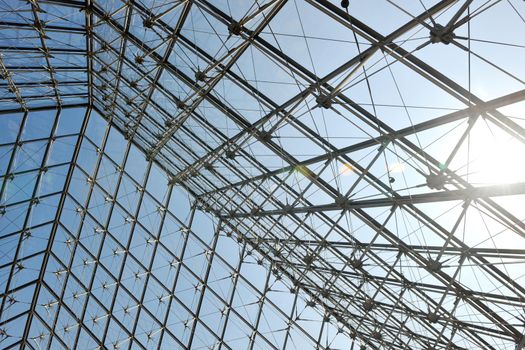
left=17, top=109, right=359, bottom=350
left=0, top=106, right=87, bottom=348
left=1, top=0, right=525, bottom=349
left=88, top=1, right=525, bottom=348
left=0, top=0, right=88, bottom=110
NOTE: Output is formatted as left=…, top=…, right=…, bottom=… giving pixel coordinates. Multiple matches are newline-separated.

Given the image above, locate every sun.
left=453, top=119, right=525, bottom=186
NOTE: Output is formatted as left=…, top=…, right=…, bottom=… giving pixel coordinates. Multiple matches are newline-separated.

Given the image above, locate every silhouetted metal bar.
left=226, top=182, right=525, bottom=218
left=0, top=20, right=85, bottom=32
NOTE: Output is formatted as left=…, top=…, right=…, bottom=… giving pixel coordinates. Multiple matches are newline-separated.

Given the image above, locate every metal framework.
left=1, top=0, right=525, bottom=349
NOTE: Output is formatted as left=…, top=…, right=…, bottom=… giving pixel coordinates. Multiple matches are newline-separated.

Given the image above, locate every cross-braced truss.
left=2, top=0, right=525, bottom=349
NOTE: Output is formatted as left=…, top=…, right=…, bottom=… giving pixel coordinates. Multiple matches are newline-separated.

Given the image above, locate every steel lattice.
left=1, top=0, right=525, bottom=349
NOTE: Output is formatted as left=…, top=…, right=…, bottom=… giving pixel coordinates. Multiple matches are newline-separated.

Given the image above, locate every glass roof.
left=2, top=0, right=525, bottom=349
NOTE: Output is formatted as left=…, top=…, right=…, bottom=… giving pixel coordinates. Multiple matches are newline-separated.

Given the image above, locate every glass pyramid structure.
left=1, top=0, right=525, bottom=349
